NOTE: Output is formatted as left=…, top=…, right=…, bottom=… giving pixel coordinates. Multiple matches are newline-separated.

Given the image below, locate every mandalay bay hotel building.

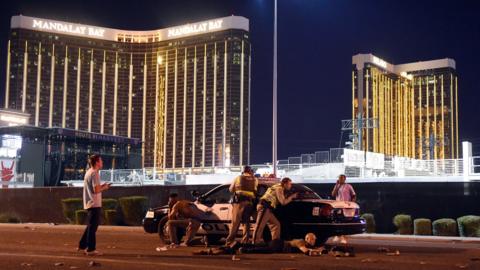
left=352, top=54, right=459, bottom=160
left=4, top=15, right=251, bottom=169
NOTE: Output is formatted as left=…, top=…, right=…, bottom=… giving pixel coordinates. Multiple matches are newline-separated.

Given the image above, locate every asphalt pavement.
left=0, top=223, right=479, bottom=270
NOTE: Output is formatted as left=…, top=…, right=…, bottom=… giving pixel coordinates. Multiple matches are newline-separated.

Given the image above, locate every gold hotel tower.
left=352, top=54, right=459, bottom=160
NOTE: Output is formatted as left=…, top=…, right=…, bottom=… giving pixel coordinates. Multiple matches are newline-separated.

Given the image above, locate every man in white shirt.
left=78, top=155, right=111, bottom=256
left=331, top=174, right=356, bottom=202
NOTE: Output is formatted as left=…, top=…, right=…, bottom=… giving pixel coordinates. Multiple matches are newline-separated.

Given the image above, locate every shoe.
left=76, top=247, right=86, bottom=252
left=179, top=242, right=191, bottom=247
left=85, top=250, right=103, bottom=256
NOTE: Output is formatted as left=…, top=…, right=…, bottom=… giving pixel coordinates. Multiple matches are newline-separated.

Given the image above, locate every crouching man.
left=166, top=195, right=210, bottom=247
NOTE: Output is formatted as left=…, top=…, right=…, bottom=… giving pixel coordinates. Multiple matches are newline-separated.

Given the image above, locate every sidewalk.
left=341, top=233, right=480, bottom=249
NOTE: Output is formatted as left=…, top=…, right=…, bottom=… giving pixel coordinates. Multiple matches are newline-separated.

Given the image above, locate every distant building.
left=4, top=15, right=251, bottom=169
left=352, top=54, right=459, bottom=159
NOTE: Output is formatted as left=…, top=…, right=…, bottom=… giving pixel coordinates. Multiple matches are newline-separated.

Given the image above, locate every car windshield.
left=287, top=184, right=321, bottom=200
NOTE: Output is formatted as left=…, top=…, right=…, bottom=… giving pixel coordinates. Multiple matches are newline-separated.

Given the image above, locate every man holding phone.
left=331, top=174, right=356, bottom=202
left=78, top=155, right=111, bottom=256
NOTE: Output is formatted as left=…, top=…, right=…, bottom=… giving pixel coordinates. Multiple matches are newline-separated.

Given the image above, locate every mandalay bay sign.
left=32, top=19, right=106, bottom=38
left=167, top=19, right=223, bottom=38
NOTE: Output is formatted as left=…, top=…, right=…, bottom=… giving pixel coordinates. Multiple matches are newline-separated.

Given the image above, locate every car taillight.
left=320, top=205, right=333, bottom=217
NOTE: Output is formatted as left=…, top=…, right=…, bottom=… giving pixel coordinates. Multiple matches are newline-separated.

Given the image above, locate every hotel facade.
left=352, top=54, right=459, bottom=160
left=4, top=15, right=251, bottom=169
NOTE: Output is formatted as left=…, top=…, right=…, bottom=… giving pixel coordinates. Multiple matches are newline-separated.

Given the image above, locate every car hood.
left=299, top=199, right=359, bottom=209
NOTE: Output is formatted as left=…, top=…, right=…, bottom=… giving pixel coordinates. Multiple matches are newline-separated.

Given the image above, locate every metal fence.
left=85, top=147, right=477, bottom=186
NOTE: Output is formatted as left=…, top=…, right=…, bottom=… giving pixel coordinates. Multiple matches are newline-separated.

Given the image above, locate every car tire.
left=158, top=216, right=186, bottom=244
left=157, top=216, right=170, bottom=244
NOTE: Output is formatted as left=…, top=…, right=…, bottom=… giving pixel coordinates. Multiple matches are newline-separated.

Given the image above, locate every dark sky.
left=0, top=0, right=479, bottom=163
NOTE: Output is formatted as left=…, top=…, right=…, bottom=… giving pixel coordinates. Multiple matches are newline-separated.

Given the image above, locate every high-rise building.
left=352, top=53, right=459, bottom=159
left=4, top=15, right=251, bottom=168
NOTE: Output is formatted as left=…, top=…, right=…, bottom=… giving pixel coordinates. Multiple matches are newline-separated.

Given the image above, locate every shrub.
left=61, top=198, right=83, bottom=224
left=101, top=198, right=118, bottom=225
left=457, top=215, right=480, bottom=237
left=414, top=218, right=432, bottom=235
left=393, top=214, right=412, bottom=235
left=361, top=213, right=376, bottom=233
left=432, top=218, right=457, bottom=236
left=75, top=210, right=88, bottom=225
left=118, top=196, right=149, bottom=226
left=102, top=198, right=118, bottom=211
left=104, top=210, right=118, bottom=225
left=0, top=213, right=21, bottom=223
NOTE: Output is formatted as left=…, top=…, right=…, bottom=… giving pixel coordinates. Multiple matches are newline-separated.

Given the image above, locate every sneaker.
left=179, top=242, right=191, bottom=247
left=85, top=250, right=103, bottom=256
left=76, top=247, right=86, bottom=253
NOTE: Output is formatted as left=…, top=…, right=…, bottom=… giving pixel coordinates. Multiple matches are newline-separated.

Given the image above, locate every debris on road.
left=455, top=263, right=469, bottom=269
left=20, top=263, right=34, bottom=267
left=54, top=262, right=65, bottom=267
left=361, top=258, right=379, bottom=263
left=69, top=266, right=79, bottom=269
left=88, top=261, right=101, bottom=267
left=232, top=255, right=240, bottom=261
left=386, top=250, right=400, bottom=256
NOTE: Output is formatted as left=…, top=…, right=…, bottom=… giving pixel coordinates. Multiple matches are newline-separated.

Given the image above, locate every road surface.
left=0, top=223, right=478, bottom=270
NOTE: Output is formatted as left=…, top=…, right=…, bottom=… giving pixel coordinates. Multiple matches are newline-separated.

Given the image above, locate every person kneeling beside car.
left=167, top=196, right=211, bottom=247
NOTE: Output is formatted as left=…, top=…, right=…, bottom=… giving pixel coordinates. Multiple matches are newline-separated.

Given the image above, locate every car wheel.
left=157, top=216, right=170, bottom=244
left=158, top=216, right=186, bottom=244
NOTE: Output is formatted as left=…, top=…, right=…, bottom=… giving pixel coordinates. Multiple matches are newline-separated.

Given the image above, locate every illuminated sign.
left=0, top=115, right=28, bottom=126
left=372, top=56, right=388, bottom=69
left=0, top=110, right=30, bottom=127
left=32, top=19, right=105, bottom=38
left=167, top=19, right=223, bottom=38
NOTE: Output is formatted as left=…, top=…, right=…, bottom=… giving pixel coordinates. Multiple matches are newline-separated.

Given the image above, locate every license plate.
left=312, top=207, right=320, bottom=216
left=145, top=211, right=155, bottom=218
left=343, top=209, right=355, bottom=217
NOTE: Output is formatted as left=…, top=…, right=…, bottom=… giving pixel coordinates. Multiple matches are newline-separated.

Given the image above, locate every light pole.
left=272, top=0, right=278, bottom=176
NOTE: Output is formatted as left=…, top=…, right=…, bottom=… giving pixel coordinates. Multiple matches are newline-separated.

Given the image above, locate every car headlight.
left=145, top=210, right=155, bottom=218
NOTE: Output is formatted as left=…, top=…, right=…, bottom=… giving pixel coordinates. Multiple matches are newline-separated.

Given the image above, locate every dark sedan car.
left=143, top=181, right=366, bottom=244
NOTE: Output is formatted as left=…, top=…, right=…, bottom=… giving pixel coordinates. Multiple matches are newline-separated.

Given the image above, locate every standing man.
left=331, top=174, right=356, bottom=202
left=252, top=177, right=297, bottom=244
left=225, top=166, right=258, bottom=247
left=78, top=155, right=111, bottom=256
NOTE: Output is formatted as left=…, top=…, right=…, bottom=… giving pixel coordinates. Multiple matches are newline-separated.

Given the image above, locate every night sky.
left=0, top=0, right=479, bottom=164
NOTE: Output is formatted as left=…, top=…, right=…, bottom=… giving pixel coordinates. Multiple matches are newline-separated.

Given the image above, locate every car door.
left=195, top=185, right=232, bottom=222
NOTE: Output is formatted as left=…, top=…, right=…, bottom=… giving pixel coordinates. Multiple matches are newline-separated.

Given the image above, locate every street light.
left=273, top=0, right=278, bottom=176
